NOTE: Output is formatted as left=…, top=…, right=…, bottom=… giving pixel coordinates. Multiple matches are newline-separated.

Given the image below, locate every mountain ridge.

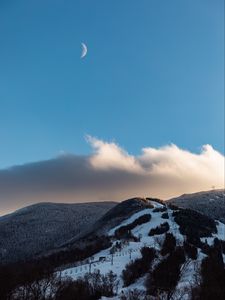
left=168, top=189, right=225, bottom=223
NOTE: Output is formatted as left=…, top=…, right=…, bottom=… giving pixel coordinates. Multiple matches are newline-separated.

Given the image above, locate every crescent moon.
left=81, top=42, right=87, bottom=58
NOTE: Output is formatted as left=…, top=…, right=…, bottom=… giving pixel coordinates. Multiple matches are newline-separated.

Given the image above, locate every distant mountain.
left=168, top=189, right=225, bottom=223
left=0, top=201, right=116, bottom=264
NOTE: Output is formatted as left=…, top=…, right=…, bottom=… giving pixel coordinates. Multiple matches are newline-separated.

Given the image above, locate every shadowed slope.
left=0, top=201, right=116, bottom=264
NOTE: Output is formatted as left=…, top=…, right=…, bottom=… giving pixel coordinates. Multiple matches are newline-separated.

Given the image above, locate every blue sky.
left=0, top=0, right=224, bottom=168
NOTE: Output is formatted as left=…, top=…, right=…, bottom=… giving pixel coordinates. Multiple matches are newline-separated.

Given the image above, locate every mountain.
left=168, top=189, right=225, bottom=223
left=57, top=199, right=225, bottom=299
left=79, top=197, right=155, bottom=238
left=0, top=201, right=116, bottom=264
left=1, top=197, right=225, bottom=300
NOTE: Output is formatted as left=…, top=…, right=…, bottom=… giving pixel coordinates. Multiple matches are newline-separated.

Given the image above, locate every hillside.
left=2, top=197, right=225, bottom=300
left=58, top=200, right=225, bottom=299
left=169, top=189, right=225, bottom=223
left=0, top=201, right=116, bottom=264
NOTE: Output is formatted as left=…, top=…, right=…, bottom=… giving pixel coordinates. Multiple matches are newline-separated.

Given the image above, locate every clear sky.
left=0, top=0, right=224, bottom=168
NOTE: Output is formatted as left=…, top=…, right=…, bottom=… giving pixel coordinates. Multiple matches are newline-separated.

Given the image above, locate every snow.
left=61, top=207, right=182, bottom=282
left=61, top=242, right=143, bottom=281
left=108, top=199, right=164, bottom=236
left=60, top=205, right=183, bottom=282
left=59, top=202, right=225, bottom=299
left=200, top=221, right=225, bottom=246
left=108, top=208, right=153, bottom=236
left=61, top=205, right=169, bottom=287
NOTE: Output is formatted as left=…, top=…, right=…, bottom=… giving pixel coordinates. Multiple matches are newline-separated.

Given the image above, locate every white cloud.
left=87, top=137, right=224, bottom=191
left=0, top=136, right=224, bottom=214
left=87, top=135, right=142, bottom=172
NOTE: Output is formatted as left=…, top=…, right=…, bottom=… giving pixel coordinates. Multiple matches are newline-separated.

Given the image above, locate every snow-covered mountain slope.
left=58, top=199, right=225, bottom=300
left=169, top=189, right=225, bottom=224
left=0, top=201, right=116, bottom=264
left=82, top=197, right=155, bottom=238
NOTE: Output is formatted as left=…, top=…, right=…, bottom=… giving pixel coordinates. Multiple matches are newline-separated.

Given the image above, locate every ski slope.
left=59, top=200, right=225, bottom=299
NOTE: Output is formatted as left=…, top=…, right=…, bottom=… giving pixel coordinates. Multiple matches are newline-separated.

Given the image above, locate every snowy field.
left=59, top=200, right=225, bottom=299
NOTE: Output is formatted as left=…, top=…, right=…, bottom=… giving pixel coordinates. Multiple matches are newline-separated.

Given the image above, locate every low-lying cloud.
left=0, top=136, right=224, bottom=215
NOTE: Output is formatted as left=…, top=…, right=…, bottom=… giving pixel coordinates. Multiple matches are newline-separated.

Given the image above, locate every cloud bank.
left=0, top=136, right=224, bottom=215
